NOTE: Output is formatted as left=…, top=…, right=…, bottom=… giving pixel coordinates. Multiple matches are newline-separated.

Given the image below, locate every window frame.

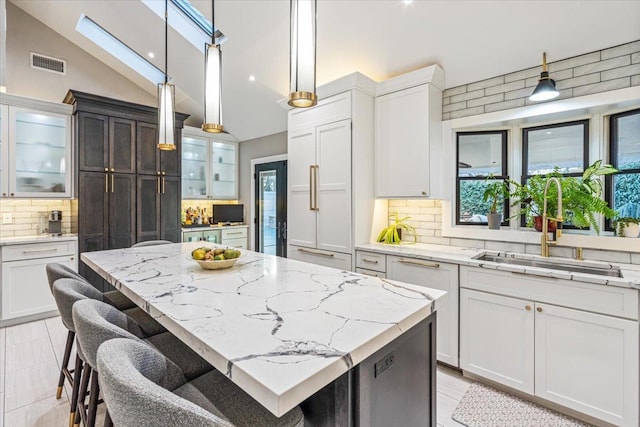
left=455, top=130, right=509, bottom=226
left=521, top=119, right=589, bottom=229
left=605, top=108, right=640, bottom=232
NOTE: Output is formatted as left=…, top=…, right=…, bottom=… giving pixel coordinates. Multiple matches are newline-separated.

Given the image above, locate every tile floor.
left=0, top=316, right=469, bottom=427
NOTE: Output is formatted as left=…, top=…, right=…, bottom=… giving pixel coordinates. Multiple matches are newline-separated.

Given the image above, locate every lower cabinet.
left=221, top=227, right=248, bottom=249
left=290, top=245, right=352, bottom=271
left=460, top=266, right=639, bottom=427
left=387, top=255, right=459, bottom=367
left=1, top=240, right=77, bottom=323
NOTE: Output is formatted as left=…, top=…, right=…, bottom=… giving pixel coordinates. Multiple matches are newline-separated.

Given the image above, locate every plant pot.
left=533, top=215, right=557, bottom=232
left=620, top=223, right=640, bottom=238
left=487, top=213, right=502, bottom=230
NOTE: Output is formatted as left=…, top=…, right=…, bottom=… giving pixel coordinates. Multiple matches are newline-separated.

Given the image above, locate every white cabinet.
left=182, top=126, right=238, bottom=200
left=460, top=289, right=535, bottom=393
left=221, top=226, right=248, bottom=249
left=1, top=240, right=77, bottom=324
left=374, top=65, right=444, bottom=199
left=0, top=95, right=73, bottom=198
left=460, top=266, right=639, bottom=426
left=181, top=226, right=248, bottom=249
left=387, top=255, right=459, bottom=367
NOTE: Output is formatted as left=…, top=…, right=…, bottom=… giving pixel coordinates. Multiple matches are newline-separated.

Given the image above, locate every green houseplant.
left=509, top=160, right=617, bottom=234
left=482, top=175, right=509, bottom=229
left=376, top=212, right=417, bottom=244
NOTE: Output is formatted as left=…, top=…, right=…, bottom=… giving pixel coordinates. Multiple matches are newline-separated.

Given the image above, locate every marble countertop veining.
left=0, top=234, right=78, bottom=246
left=356, top=242, right=640, bottom=290
left=81, top=243, right=446, bottom=417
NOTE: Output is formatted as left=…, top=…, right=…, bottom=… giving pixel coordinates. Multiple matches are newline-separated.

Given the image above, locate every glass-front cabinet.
left=181, top=126, right=238, bottom=200
left=1, top=95, right=72, bottom=198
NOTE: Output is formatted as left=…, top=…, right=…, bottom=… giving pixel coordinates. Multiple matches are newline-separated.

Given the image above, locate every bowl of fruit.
left=191, top=247, right=242, bottom=270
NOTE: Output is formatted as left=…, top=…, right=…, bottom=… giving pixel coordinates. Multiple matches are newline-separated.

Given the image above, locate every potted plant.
left=376, top=212, right=417, bottom=244
left=509, top=160, right=617, bottom=234
left=613, top=217, right=640, bottom=238
left=482, top=176, right=509, bottom=230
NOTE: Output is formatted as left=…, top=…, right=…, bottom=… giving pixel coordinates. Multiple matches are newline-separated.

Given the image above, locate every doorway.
left=254, top=160, right=287, bottom=257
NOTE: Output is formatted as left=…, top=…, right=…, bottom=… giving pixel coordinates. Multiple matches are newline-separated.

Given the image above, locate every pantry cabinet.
left=0, top=95, right=72, bottom=198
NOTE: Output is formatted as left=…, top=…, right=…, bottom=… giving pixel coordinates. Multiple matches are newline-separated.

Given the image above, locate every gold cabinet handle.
left=156, top=177, right=161, bottom=194
left=105, top=173, right=109, bottom=193
left=297, top=247, right=335, bottom=257
left=23, top=248, right=58, bottom=254
left=536, top=306, right=543, bottom=313
left=111, top=173, right=114, bottom=192
left=398, top=258, right=440, bottom=269
left=362, top=258, right=379, bottom=264
left=525, top=305, right=532, bottom=311
left=162, top=176, right=165, bottom=194
left=314, top=165, right=319, bottom=211
left=309, top=165, right=313, bottom=211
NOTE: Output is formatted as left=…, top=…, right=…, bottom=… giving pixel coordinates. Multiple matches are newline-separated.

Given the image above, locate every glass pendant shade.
left=157, top=82, right=176, bottom=150
left=530, top=52, right=559, bottom=102
left=202, top=43, right=224, bottom=133
left=288, top=0, right=317, bottom=108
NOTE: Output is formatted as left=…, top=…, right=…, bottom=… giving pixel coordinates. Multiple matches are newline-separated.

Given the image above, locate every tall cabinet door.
left=316, top=119, right=352, bottom=254
left=160, top=176, right=181, bottom=242
left=136, top=122, right=159, bottom=175
left=287, top=128, right=317, bottom=249
left=78, top=112, right=108, bottom=172
left=137, top=175, right=161, bottom=242
left=460, top=289, right=535, bottom=394
left=109, top=118, right=136, bottom=174
left=534, top=303, right=638, bottom=426
left=109, top=174, right=136, bottom=249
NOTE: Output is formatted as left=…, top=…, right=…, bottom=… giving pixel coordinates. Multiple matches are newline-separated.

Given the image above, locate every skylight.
left=141, top=0, right=226, bottom=52
left=75, top=14, right=165, bottom=84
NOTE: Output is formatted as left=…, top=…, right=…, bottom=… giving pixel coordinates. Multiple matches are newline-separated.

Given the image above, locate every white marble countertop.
left=0, top=234, right=78, bottom=246
left=81, top=243, right=446, bottom=417
left=357, top=242, right=640, bottom=290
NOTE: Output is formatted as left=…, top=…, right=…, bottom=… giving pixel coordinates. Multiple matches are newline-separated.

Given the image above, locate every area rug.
left=451, top=383, right=593, bottom=427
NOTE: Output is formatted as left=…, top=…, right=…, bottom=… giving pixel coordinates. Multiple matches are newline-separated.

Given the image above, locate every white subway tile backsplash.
left=484, top=98, right=525, bottom=113
left=450, top=238, right=485, bottom=249
left=572, top=77, right=630, bottom=97
left=0, top=200, right=72, bottom=238
left=450, top=89, right=485, bottom=103
left=525, top=68, right=573, bottom=87
left=601, top=41, right=640, bottom=60
left=632, top=52, right=640, bottom=64
left=443, top=96, right=451, bottom=106
left=484, top=241, right=526, bottom=253
left=573, top=55, right=631, bottom=77
left=632, top=75, right=640, bottom=86
left=504, top=87, right=534, bottom=101
left=485, top=80, right=525, bottom=96
left=631, top=253, right=640, bottom=265
left=548, top=52, right=600, bottom=72
left=443, top=101, right=467, bottom=113
left=582, top=249, right=631, bottom=264
left=555, top=73, right=600, bottom=90
left=504, top=67, right=540, bottom=83
left=601, top=63, right=640, bottom=80
left=452, top=106, right=485, bottom=118
left=443, top=86, right=467, bottom=97
left=467, top=76, right=505, bottom=91
left=467, top=93, right=504, bottom=108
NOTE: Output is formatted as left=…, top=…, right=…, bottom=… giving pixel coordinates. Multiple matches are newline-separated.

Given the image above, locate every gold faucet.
left=541, top=177, right=563, bottom=257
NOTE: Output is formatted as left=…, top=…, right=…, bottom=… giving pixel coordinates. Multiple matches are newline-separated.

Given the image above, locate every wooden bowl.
left=194, top=257, right=239, bottom=270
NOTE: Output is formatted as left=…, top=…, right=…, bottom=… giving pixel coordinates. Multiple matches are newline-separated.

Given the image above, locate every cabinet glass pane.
left=211, top=141, right=236, bottom=198
left=14, top=111, right=67, bottom=194
left=182, top=136, right=207, bottom=197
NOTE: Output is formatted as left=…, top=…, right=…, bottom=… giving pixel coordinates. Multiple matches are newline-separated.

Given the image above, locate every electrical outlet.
left=2, top=213, right=13, bottom=224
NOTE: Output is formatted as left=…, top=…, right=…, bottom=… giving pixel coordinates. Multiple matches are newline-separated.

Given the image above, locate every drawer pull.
left=362, top=258, right=378, bottom=264
left=225, top=232, right=243, bottom=236
left=297, top=248, right=335, bottom=257
left=536, top=306, right=543, bottom=313
left=23, top=248, right=58, bottom=254
left=398, top=258, right=439, bottom=269
left=525, top=305, right=532, bottom=311
left=361, top=271, right=378, bottom=277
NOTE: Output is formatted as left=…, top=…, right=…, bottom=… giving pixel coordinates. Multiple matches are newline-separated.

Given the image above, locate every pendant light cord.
left=164, top=0, right=168, bottom=84
left=211, top=0, right=215, bottom=45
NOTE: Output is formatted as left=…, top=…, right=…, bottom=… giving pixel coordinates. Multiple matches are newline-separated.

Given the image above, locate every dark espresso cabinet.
left=65, top=90, right=188, bottom=291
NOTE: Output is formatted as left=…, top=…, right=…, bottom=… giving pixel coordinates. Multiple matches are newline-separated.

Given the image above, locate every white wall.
left=5, top=1, right=155, bottom=105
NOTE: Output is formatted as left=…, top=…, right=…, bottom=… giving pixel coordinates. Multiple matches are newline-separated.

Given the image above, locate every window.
left=607, top=109, right=640, bottom=226
left=522, top=120, right=589, bottom=228
left=456, top=131, right=508, bottom=225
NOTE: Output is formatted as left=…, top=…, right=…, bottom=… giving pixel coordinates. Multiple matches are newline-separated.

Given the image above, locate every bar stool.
left=131, top=240, right=173, bottom=248
left=71, top=299, right=214, bottom=427
left=97, top=339, right=305, bottom=427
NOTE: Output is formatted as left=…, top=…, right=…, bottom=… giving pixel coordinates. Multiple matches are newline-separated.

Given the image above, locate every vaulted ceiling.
left=10, top=0, right=640, bottom=141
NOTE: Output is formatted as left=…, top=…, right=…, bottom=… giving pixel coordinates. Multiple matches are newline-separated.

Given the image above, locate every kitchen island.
left=82, top=242, right=446, bottom=426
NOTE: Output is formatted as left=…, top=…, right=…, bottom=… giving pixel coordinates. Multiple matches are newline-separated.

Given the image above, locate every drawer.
left=223, top=238, right=246, bottom=249
left=355, top=251, right=386, bottom=273
left=460, top=266, right=639, bottom=320
left=355, top=268, right=386, bottom=278
left=2, top=240, right=76, bottom=262
left=289, top=245, right=352, bottom=271
left=221, top=227, right=247, bottom=240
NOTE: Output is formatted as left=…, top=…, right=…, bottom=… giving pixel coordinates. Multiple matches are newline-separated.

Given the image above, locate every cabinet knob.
left=157, top=171, right=161, bottom=175
left=104, top=168, right=109, bottom=172
left=70, top=256, right=74, bottom=260
left=525, top=305, right=531, bottom=311
left=2, top=193, right=6, bottom=196
left=10, top=193, right=14, bottom=196
left=110, top=168, right=115, bottom=172
left=421, top=191, right=427, bottom=196
left=162, top=171, right=166, bottom=176
left=536, top=306, right=543, bottom=312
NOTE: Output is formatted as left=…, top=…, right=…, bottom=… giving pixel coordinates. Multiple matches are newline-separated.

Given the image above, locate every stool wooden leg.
left=74, top=364, right=91, bottom=427
left=87, top=370, right=100, bottom=427
left=57, top=330, right=75, bottom=399
left=103, top=408, right=113, bottom=427
left=69, top=354, right=83, bottom=427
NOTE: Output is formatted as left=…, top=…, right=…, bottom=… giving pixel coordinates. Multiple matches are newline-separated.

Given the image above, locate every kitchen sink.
left=474, top=253, right=623, bottom=278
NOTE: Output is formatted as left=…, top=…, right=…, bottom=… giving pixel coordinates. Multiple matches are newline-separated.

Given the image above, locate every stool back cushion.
left=52, top=278, right=103, bottom=332
left=46, top=263, right=87, bottom=294
left=131, top=240, right=173, bottom=248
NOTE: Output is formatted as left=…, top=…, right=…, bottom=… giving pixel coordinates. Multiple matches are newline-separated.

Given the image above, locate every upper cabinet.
left=0, top=95, right=73, bottom=198
left=182, top=126, right=238, bottom=200
left=375, top=65, right=445, bottom=199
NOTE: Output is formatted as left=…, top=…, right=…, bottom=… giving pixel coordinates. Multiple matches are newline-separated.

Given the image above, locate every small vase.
left=622, top=223, right=640, bottom=238
left=487, top=213, right=502, bottom=230
left=533, top=216, right=557, bottom=232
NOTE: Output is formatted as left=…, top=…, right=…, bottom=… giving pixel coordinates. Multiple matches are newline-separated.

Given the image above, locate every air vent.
left=30, top=52, right=66, bottom=75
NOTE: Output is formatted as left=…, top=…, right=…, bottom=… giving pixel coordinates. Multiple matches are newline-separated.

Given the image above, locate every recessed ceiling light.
left=148, top=52, right=155, bottom=58
left=249, top=75, right=256, bottom=82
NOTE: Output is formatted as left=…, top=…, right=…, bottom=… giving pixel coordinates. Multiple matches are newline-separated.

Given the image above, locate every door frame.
left=250, top=154, right=287, bottom=251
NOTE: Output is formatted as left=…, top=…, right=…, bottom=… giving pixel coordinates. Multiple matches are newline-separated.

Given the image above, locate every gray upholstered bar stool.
left=97, top=339, right=305, bottom=427
left=131, top=240, right=173, bottom=248
left=71, top=299, right=214, bottom=427
left=52, top=278, right=167, bottom=427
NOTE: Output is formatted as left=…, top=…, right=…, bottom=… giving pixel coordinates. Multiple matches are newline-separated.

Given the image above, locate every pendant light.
left=202, top=0, right=223, bottom=133
left=158, top=0, right=176, bottom=150
left=529, top=52, right=559, bottom=102
left=288, top=0, right=317, bottom=108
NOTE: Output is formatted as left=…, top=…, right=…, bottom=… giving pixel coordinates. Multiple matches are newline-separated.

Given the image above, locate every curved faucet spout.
left=541, top=177, right=563, bottom=257
left=543, top=177, right=563, bottom=222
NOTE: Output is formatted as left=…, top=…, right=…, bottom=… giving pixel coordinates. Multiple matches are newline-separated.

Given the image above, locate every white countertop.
left=0, top=234, right=78, bottom=246
left=357, top=242, right=640, bottom=290
left=81, top=243, right=446, bottom=417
